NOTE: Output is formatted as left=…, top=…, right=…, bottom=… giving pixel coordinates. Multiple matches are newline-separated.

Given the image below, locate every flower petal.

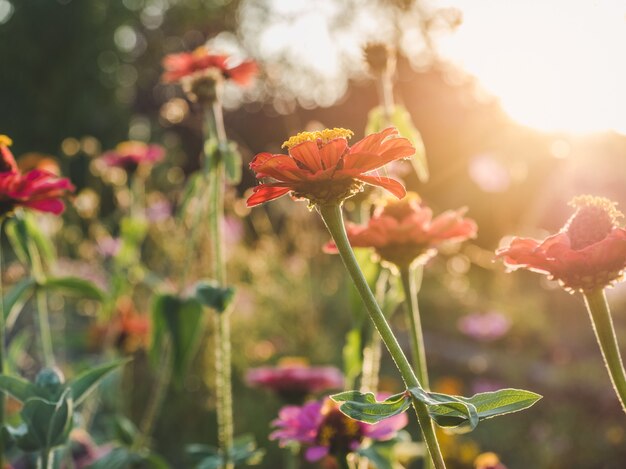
left=289, top=141, right=324, bottom=172
left=357, top=174, right=406, bottom=199
left=246, top=185, right=291, bottom=207
left=319, top=138, right=348, bottom=169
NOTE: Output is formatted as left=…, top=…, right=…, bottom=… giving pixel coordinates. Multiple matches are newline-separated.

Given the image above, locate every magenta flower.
left=246, top=363, right=344, bottom=403
left=270, top=397, right=408, bottom=462
left=0, top=135, right=74, bottom=217
left=99, top=141, right=165, bottom=172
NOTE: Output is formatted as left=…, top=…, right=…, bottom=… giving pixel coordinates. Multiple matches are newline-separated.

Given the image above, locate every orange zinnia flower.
left=161, top=46, right=257, bottom=86
left=325, top=193, right=477, bottom=268
left=496, top=195, right=626, bottom=292
left=246, top=127, right=414, bottom=208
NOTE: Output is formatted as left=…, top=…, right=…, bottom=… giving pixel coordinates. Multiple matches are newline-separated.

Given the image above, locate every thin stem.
left=360, top=268, right=387, bottom=393
left=583, top=289, right=626, bottom=412
left=136, top=339, right=172, bottom=449
left=318, top=204, right=446, bottom=469
left=399, top=265, right=429, bottom=390
left=26, top=237, right=54, bottom=367
left=207, top=98, right=233, bottom=468
left=0, top=219, right=5, bottom=467
left=38, top=448, right=52, bottom=469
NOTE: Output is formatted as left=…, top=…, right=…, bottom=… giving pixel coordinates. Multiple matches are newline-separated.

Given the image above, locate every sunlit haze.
left=439, top=0, right=626, bottom=134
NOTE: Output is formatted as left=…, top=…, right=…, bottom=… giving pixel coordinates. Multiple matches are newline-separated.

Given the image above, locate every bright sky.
left=438, top=0, right=626, bottom=134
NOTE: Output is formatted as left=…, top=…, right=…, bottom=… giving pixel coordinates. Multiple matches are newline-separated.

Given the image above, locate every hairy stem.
left=319, top=204, right=446, bottom=469
left=399, top=265, right=429, bottom=389
left=583, top=289, right=626, bottom=413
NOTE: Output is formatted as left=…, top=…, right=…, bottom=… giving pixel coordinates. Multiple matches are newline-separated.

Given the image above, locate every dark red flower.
left=99, top=141, right=165, bottom=172
left=0, top=135, right=74, bottom=217
left=496, top=196, right=626, bottom=292
left=161, top=46, right=258, bottom=86
left=325, top=192, right=477, bottom=267
left=247, top=127, right=414, bottom=207
left=246, top=361, right=344, bottom=403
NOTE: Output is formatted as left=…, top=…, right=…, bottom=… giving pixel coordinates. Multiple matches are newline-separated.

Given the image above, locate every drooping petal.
left=356, top=174, right=406, bottom=199
left=246, top=185, right=292, bottom=207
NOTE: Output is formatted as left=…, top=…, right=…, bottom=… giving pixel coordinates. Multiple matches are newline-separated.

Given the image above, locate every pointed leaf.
left=409, top=387, right=479, bottom=430
left=0, top=374, right=40, bottom=402
left=331, top=390, right=411, bottom=424
left=457, top=388, right=542, bottom=420
left=3, top=277, right=35, bottom=327
left=151, top=293, right=205, bottom=384
left=41, top=276, right=105, bottom=301
left=194, top=280, right=235, bottom=314
left=69, top=359, right=129, bottom=406
left=17, top=389, right=73, bottom=451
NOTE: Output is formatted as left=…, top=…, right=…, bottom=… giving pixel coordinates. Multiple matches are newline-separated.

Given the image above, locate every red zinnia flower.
left=161, top=46, right=258, bottom=86
left=0, top=135, right=74, bottom=217
left=99, top=141, right=165, bottom=172
left=247, top=127, right=414, bottom=208
left=325, top=192, right=477, bottom=268
left=496, top=195, right=626, bottom=292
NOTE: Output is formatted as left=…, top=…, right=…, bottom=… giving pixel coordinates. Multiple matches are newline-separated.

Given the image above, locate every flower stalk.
left=318, top=204, right=446, bottom=469
left=399, top=265, right=429, bottom=390
left=583, top=289, right=626, bottom=412
left=0, top=219, right=5, bottom=467
left=206, top=96, right=234, bottom=468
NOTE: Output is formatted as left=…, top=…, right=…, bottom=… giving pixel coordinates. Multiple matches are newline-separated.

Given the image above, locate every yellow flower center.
left=0, top=135, right=13, bottom=147
left=281, top=128, right=354, bottom=149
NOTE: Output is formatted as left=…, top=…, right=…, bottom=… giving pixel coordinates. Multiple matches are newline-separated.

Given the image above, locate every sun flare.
left=439, top=0, right=626, bottom=135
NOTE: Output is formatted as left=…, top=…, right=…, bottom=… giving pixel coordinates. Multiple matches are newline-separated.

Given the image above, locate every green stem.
left=318, top=204, right=446, bottom=469
left=207, top=99, right=233, bottom=468
left=26, top=237, right=54, bottom=367
left=583, top=289, right=626, bottom=412
left=0, top=219, right=5, bottom=467
left=38, top=448, right=52, bottom=469
left=399, top=265, right=429, bottom=390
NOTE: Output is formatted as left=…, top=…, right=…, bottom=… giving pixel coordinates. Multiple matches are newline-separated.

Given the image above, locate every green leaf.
left=365, top=105, right=429, bottom=182
left=187, top=435, right=264, bottom=468
left=231, top=434, right=265, bottom=465
left=223, top=141, right=242, bottom=185
left=69, top=359, right=129, bottom=406
left=113, top=415, right=140, bottom=446
left=409, top=387, right=478, bottom=431
left=41, top=276, right=105, bottom=301
left=17, top=389, right=73, bottom=451
left=456, top=388, right=542, bottom=420
left=0, top=374, right=40, bottom=402
left=150, top=293, right=205, bottom=384
left=194, top=280, right=235, bottom=314
left=331, top=390, right=411, bottom=424
left=86, top=447, right=144, bottom=469
left=3, top=277, right=35, bottom=327
left=408, top=387, right=541, bottom=432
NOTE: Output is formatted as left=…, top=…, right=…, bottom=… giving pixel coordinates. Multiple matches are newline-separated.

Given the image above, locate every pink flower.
left=246, top=363, right=344, bottom=403
left=457, top=311, right=511, bottom=342
left=325, top=192, right=477, bottom=268
left=99, top=141, right=165, bottom=172
left=496, top=195, right=626, bottom=292
left=270, top=397, right=408, bottom=462
left=0, top=135, right=74, bottom=217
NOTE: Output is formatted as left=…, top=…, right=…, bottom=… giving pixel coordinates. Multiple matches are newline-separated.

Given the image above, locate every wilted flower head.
left=99, top=141, right=165, bottom=173
left=363, top=42, right=396, bottom=76
left=246, top=359, right=344, bottom=403
left=0, top=135, right=74, bottom=217
left=247, top=127, right=414, bottom=208
left=162, top=46, right=257, bottom=102
left=496, top=196, right=626, bottom=292
left=457, top=311, right=511, bottom=342
left=325, top=192, right=477, bottom=268
left=270, top=397, right=407, bottom=462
